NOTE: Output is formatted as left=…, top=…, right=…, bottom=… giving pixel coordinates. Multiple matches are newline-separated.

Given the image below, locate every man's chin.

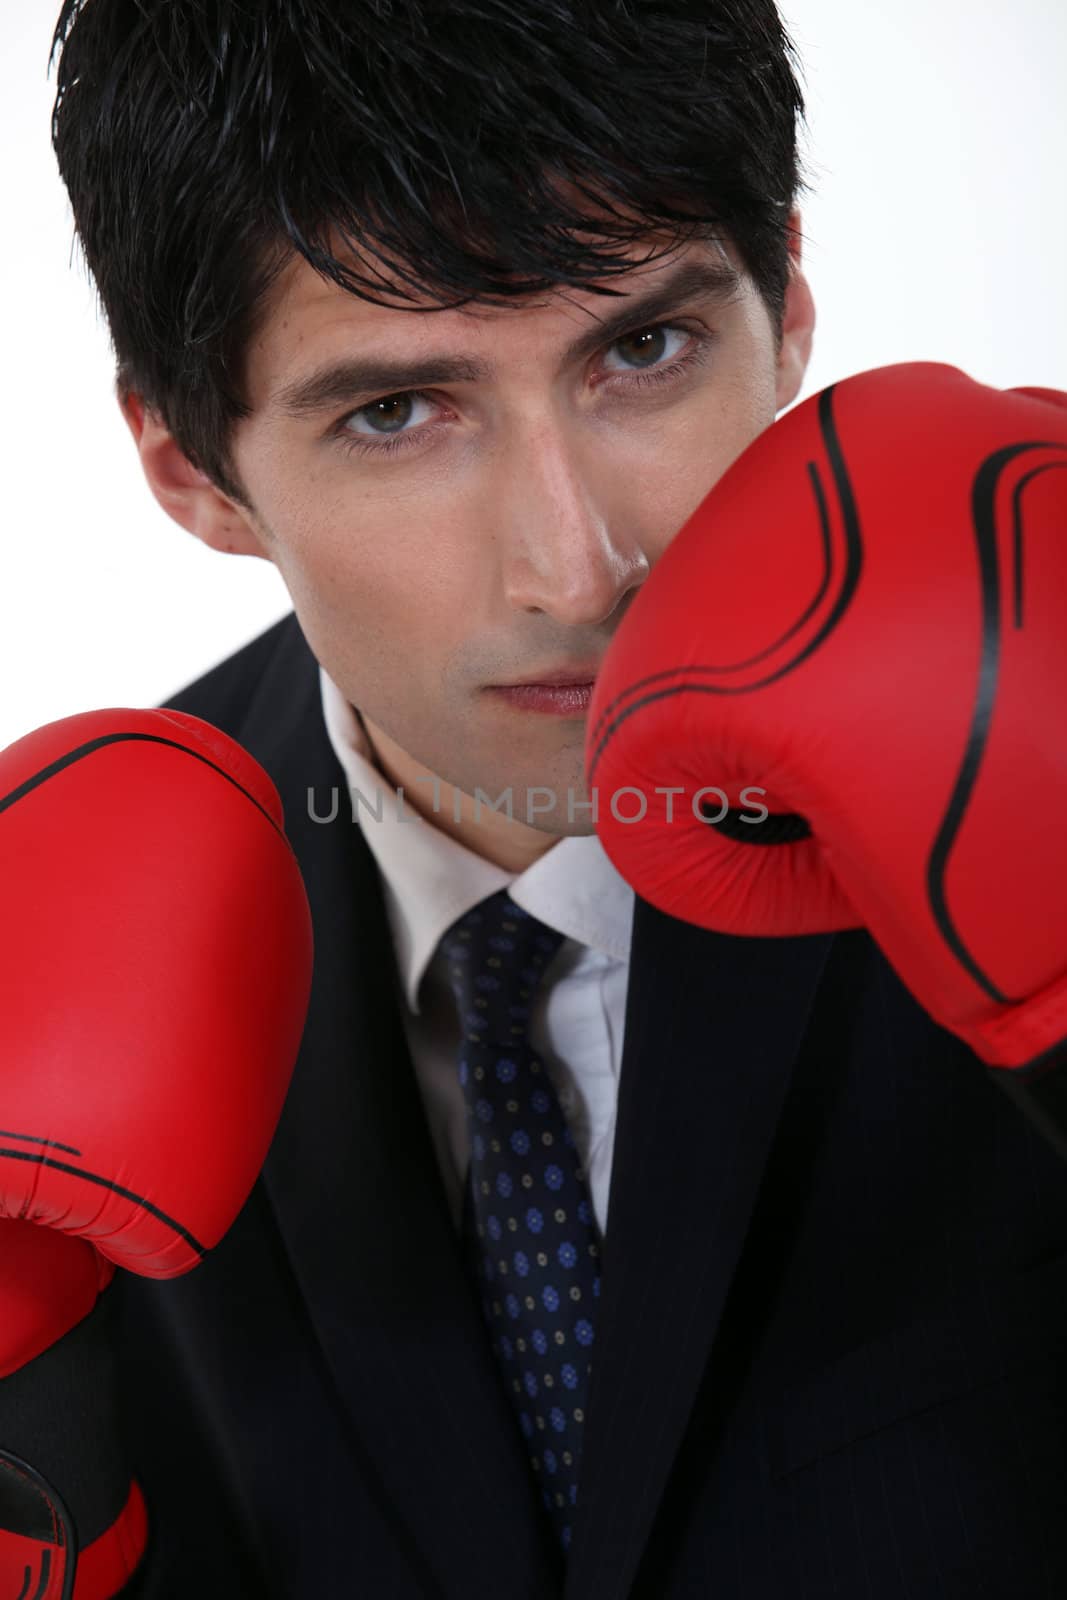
left=457, top=770, right=594, bottom=833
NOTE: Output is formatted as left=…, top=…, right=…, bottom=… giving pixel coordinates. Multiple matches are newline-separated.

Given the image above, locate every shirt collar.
left=319, top=664, right=634, bottom=1013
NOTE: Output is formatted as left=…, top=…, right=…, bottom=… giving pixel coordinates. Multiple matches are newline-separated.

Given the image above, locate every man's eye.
left=344, top=391, right=436, bottom=437
left=603, top=325, right=690, bottom=373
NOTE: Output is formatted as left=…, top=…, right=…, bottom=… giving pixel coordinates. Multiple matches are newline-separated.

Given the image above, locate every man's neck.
left=356, top=708, right=560, bottom=874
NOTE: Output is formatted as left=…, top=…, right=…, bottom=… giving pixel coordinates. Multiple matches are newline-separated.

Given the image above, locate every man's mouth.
left=484, top=680, right=595, bottom=717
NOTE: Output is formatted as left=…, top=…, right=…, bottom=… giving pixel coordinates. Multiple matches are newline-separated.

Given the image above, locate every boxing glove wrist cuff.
left=0, top=1447, right=76, bottom=1599
left=0, top=1288, right=147, bottom=1595
left=73, top=1481, right=148, bottom=1600
left=0, top=1459, right=146, bottom=1600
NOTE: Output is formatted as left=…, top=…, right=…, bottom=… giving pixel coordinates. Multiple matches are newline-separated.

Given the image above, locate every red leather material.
left=72, top=1480, right=149, bottom=1600
left=0, top=707, right=314, bottom=1277
left=0, top=1483, right=72, bottom=1600
left=587, top=362, right=1067, bottom=1069
left=0, top=1221, right=114, bottom=1378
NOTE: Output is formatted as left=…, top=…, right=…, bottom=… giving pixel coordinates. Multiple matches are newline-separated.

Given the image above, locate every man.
left=44, top=1, right=1067, bottom=1595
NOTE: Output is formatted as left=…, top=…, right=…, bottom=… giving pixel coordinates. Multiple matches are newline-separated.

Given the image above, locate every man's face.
left=145, top=225, right=813, bottom=851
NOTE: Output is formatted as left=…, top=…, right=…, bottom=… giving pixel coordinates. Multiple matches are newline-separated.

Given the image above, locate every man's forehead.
left=264, top=171, right=743, bottom=319
left=254, top=229, right=743, bottom=366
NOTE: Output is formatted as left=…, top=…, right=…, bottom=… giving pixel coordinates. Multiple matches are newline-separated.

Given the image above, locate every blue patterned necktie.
left=439, top=888, right=603, bottom=1554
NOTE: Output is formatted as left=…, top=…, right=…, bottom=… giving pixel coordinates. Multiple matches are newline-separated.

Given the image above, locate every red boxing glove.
left=1, top=706, right=312, bottom=1277
left=587, top=363, right=1067, bottom=1148
left=1, top=708, right=314, bottom=1597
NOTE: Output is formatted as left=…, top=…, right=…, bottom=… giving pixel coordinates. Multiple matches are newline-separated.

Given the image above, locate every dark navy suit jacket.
left=114, top=610, right=1067, bottom=1597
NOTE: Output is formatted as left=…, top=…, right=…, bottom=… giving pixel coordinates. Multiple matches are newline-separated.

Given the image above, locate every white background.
left=2, top=0, right=1065, bottom=749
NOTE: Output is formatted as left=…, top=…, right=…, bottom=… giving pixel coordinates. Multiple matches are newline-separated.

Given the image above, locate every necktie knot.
left=440, top=889, right=565, bottom=1050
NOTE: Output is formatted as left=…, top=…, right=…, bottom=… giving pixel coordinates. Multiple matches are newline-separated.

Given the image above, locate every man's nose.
left=494, top=424, right=650, bottom=625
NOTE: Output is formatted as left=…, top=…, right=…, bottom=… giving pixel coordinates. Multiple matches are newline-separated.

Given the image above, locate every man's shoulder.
left=157, top=611, right=301, bottom=734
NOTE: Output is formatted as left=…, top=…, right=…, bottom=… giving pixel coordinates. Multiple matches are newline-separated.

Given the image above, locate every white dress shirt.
left=319, top=666, right=635, bottom=1237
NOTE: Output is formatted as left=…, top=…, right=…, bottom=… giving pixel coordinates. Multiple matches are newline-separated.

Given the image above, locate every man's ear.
left=117, top=390, right=272, bottom=560
left=774, top=208, right=816, bottom=414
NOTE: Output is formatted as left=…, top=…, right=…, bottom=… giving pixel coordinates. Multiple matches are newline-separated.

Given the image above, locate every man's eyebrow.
left=269, top=257, right=744, bottom=421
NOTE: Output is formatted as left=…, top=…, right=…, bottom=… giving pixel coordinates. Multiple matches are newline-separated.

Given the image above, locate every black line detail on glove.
left=0, top=730, right=284, bottom=843
left=0, top=1130, right=82, bottom=1157
left=926, top=444, right=1067, bottom=1004
left=21, top=1547, right=51, bottom=1600
left=589, top=446, right=836, bottom=752
left=0, top=1449, right=76, bottom=1600
left=16, top=1546, right=51, bottom=1600
left=0, top=1146, right=206, bottom=1261
left=587, top=381, right=862, bottom=789
left=1010, top=461, right=1067, bottom=629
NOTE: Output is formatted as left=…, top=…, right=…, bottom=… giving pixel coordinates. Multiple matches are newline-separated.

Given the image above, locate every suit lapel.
left=230, top=619, right=563, bottom=1599
left=563, top=895, right=834, bottom=1600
